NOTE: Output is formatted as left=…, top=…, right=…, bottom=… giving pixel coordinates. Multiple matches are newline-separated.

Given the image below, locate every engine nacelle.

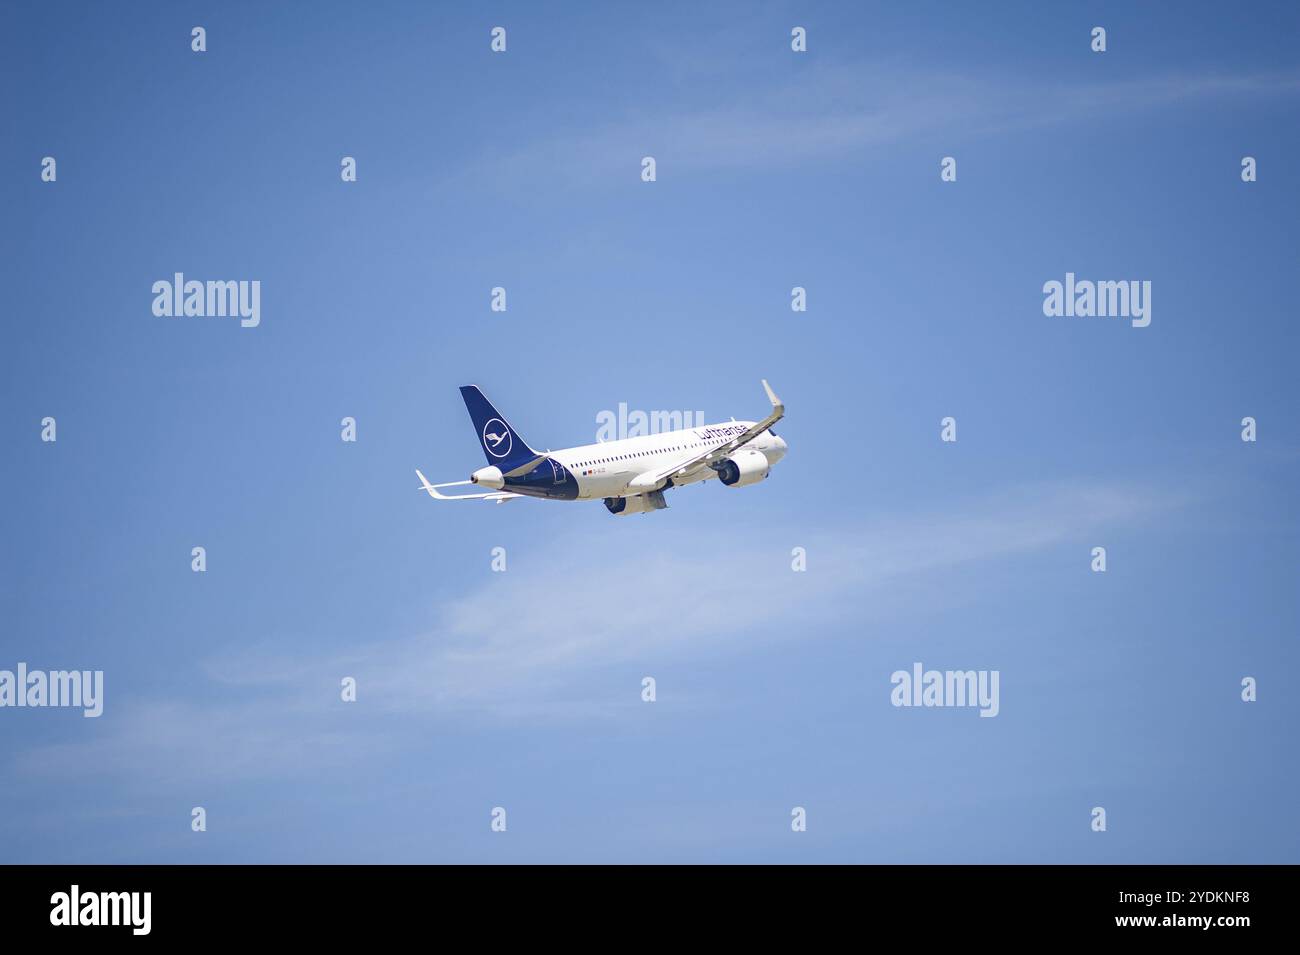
left=604, top=490, right=668, bottom=516
left=717, top=449, right=770, bottom=488
left=470, top=466, right=505, bottom=489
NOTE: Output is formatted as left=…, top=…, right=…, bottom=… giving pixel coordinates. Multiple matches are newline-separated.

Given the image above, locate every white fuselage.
left=551, top=421, right=787, bottom=500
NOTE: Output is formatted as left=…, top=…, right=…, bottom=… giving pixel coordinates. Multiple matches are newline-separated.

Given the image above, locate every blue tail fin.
left=459, top=385, right=541, bottom=472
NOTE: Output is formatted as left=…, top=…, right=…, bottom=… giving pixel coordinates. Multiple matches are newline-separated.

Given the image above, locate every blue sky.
left=2, top=1, right=1298, bottom=862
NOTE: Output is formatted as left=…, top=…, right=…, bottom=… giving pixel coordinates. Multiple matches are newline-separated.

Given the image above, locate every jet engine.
left=604, top=490, right=668, bottom=515
left=716, top=449, right=770, bottom=488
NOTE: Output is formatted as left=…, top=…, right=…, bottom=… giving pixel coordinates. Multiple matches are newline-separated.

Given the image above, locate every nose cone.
left=769, top=434, right=788, bottom=463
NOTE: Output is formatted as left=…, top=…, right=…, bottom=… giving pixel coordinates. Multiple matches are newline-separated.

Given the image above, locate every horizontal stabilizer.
left=415, top=469, right=521, bottom=502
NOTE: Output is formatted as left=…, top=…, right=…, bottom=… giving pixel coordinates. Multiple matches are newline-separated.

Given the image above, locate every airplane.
left=416, top=380, right=788, bottom=515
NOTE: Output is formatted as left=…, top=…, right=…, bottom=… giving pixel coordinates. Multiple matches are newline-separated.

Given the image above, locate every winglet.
left=761, top=379, right=783, bottom=415
left=415, top=469, right=439, bottom=498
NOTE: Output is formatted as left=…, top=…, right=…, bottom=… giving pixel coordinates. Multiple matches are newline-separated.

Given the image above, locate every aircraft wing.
left=415, top=469, right=522, bottom=502
left=638, top=379, right=784, bottom=489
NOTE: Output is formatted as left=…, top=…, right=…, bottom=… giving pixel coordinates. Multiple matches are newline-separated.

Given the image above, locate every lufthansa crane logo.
left=482, top=418, right=512, bottom=458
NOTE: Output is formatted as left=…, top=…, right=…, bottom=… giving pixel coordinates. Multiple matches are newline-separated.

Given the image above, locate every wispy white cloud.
left=9, top=697, right=393, bottom=788
left=381, top=480, right=1180, bottom=712
left=9, top=479, right=1186, bottom=787
left=462, top=62, right=1300, bottom=186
